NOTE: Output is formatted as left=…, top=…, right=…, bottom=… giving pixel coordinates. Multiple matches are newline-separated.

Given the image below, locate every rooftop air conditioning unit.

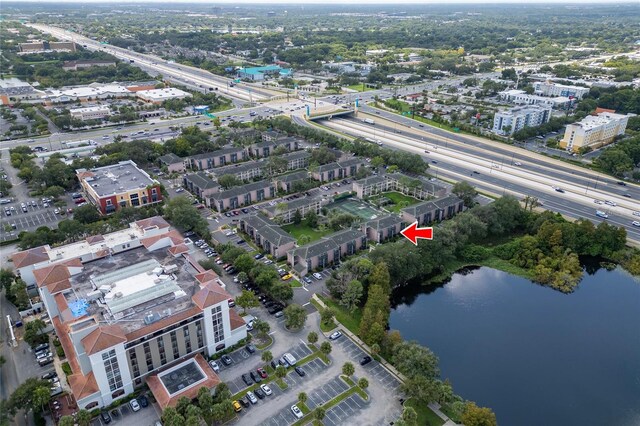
left=114, top=292, right=123, bottom=298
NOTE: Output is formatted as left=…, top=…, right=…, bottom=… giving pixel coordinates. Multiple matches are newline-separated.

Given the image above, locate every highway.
left=308, top=115, right=640, bottom=243
left=26, top=24, right=282, bottom=103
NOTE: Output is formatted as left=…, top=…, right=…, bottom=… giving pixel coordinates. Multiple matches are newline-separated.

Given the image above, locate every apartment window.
left=212, top=305, right=225, bottom=343
left=130, top=193, right=140, bottom=207
left=102, top=350, right=123, bottom=392
left=170, top=331, right=179, bottom=358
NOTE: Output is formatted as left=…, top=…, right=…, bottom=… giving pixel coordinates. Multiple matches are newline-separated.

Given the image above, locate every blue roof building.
left=237, top=65, right=292, bottom=81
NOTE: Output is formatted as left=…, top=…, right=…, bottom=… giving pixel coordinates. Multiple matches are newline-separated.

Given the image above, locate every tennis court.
left=329, top=199, right=381, bottom=220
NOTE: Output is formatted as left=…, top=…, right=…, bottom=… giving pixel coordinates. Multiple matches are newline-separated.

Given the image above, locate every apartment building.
left=70, top=106, right=111, bottom=121
left=264, top=197, right=321, bottom=224
left=492, top=105, right=551, bottom=135
left=11, top=217, right=246, bottom=410
left=287, top=229, right=368, bottom=276
left=187, top=147, right=248, bottom=170
left=275, top=171, right=310, bottom=193
left=312, top=158, right=364, bottom=182
left=560, top=110, right=634, bottom=152
left=533, top=81, right=590, bottom=99
left=77, top=161, right=162, bottom=214
left=249, top=137, right=299, bottom=158
left=158, top=153, right=186, bottom=173
left=352, top=173, right=446, bottom=199
left=239, top=214, right=296, bottom=259
left=360, top=215, right=405, bottom=243
left=401, top=195, right=464, bottom=226
left=498, top=89, right=573, bottom=109
left=183, top=173, right=219, bottom=203
left=62, top=60, right=116, bottom=71
left=211, top=161, right=264, bottom=182
left=280, top=150, right=311, bottom=170
left=210, top=180, right=276, bottom=212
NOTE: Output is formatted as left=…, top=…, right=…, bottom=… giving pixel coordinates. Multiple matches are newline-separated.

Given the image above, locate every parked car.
left=242, top=374, right=253, bottom=386
left=254, top=388, right=265, bottom=399
left=129, top=399, right=141, bottom=412
left=209, top=360, right=220, bottom=372
left=291, top=405, right=303, bottom=419
left=257, top=368, right=267, bottom=379
left=250, top=371, right=262, bottom=384
left=274, top=311, right=284, bottom=318
left=138, top=395, right=148, bottom=408
left=313, top=273, right=323, bottom=280
left=232, top=400, right=242, bottom=412
left=100, top=412, right=111, bottom=424
left=221, top=355, right=233, bottom=366
left=246, top=391, right=258, bottom=404
left=329, top=331, right=342, bottom=340
left=360, top=356, right=372, bottom=366
left=260, top=384, right=272, bottom=396
left=246, top=343, right=256, bottom=354
left=294, top=366, right=306, bottom=377
left=303, top=276, right=312, bottom=284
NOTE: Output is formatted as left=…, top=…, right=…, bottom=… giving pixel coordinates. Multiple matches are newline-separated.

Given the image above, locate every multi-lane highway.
left=27, top=24, right=282, bottom=104
left=309, top=113, right=640, bottom=243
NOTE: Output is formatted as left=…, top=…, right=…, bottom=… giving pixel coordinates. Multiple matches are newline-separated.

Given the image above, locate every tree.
left=401, top=376, right=441, bottom=404
left=284, top=304, right=307, bottom=330
left=320, top=307, right=335, bottom=329
left=175, top=396, right=191, bottom=417
left=298, top=234, right=311, bottom=245
left=452, top=181, right=477, bottom=207
left=237, top=271, right=248, bottom=284
left=358, top=377, right=369, bottom=389
left=261, top=350, right=273, bottom=364
left=0, top=269, right=15, bottom=293
left=233, top=253, right=256, bottom=273
left=213, top=382, right=231, bottom=403
left=236, top=290, right=259, bottom=314
left=342, top=362, right=355, bottom=377
left=402, top=406, right=418, bottom=425
left=359, top=285, right=390, bottom=346
left=197, top=387, right=215, bottom=424
left=307, top=331, right=318, bottom=345
left=23, top=319, right=47, bottom=347
left=32, top=386, right=51, bottom=414
left=73, top=204, right=101, bottom=224
left=218, top=174, right=242, bottom=190
left=392, top=341, right=440, bottom=381
left=7, top=378, right=52, bottom=415
left=164, top=196, right=210, bottom=239
left=305, top=210, right=318, bottom=228
left=368, top=262, right=391, bottom=295
left=320, top=341, right=332, bottom=356
left=340, top=279, right=363, bottom=312
left=271, top=282, right=294, bottom=302
left=293, top=209, right=303, bottom=225
left=461, top=402, right=498, bottom=426
left=75, top=409, right=92, bottom=426
left=297, top=392, right=307, bottom=405
left=275, top=365, right=287, bottom=379
left=58, top=416, right=75, bottom=426
left=314, top=407, right=326, bottom=421
left=255, top=319, right=270, bottom=337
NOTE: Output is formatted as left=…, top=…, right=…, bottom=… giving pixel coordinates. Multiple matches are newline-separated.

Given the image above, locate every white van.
left=595, top=210, right=608, bottom=219
left=283, top=353, right=297, bottom=366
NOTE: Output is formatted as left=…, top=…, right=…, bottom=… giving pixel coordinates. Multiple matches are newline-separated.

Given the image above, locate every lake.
left=389, top=265, right=640, bottom=426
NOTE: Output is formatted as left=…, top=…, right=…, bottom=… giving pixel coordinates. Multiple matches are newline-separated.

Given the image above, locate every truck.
left=363, top=118, right=375, bottom=125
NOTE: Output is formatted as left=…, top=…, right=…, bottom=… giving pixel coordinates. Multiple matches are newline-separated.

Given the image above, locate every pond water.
left=389, top=265, right=640, bottom=426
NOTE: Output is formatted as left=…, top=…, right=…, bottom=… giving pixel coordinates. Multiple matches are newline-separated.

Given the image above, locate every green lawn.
left=405, top=399, right=446, bottom=426
left=347, top=84, right=374, bottom=92
left=317, top=294, right=362, bottom=336
left=282, top=223, right=333, bottom=243
left=370, top=191, right=420, bottom=212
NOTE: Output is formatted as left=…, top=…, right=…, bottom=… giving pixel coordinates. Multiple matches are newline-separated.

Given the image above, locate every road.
left=26, top=24, right=283, bottom=103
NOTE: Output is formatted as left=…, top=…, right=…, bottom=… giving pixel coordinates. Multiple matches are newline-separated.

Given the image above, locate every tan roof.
left=195, top=270, right=218, bottom=285
left=141, top=230, right=184, bottom=249
left=81, top=325, right=127, bottom=355
left=34, top=264, right=71, bottom=287
left=168, top=244, right=189, bottom=256
left=76, top=170, right=95, bottom=181
left=69, top=372, right=99, bottom=400
left=192, top=282, right=230, bottom=310
left=229, top=309, right=246, bottom=331
left=146, top=354, right=220, bottom=410
left=11, top=246, right=49, bottom=268
left=53, top=317, right=81, bottom=374
left=46, top=279, right=71, bottom=294
left=135, top=216, right=170, bottom=230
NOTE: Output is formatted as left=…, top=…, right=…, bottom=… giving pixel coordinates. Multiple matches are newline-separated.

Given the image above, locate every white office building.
left=560, top=111, right=635, bottom=152
left=498, top=89, right=573, bottom=109
left=492, top=105, right=551, bottom=135
left=533, top=81, right=590, bottom=99
left=70, top=106, right=112, bottom=121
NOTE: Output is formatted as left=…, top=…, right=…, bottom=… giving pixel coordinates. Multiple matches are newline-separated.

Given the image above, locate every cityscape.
left=0, top=2, right=639, bottom=426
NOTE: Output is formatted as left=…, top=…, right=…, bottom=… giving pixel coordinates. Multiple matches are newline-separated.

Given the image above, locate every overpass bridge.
left=307, top=105, right=356, bottom=121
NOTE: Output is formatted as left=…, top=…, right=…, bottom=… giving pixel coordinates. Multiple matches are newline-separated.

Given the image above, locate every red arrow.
left=400, top=222, right=433, bottom=245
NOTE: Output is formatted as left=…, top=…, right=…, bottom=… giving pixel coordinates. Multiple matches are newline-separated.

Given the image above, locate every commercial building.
left=187, top=147, right=249, bottom=170
left=62, top=60, right=116, bottom=71
left=239, top=214, right=296, bottom=259
left=401, top=195, right=464, bottom=226
left=77, top=161, right=162, bottom=214
left=210, top=180, right=276, bottom=212
left=498, top=89, right=573, bottom=109
left=182, top=173, right=219, bottom=202
left=136, top=88, right=191, bottom=104
left=237, top=65, right=292, bottom=81
left=311, top=158, right=364, bottom=182
left=19, top=41, right=76, bottom=54
left=533, top=81, right=590, bottom=99
left=353, top=173, right=447, bottom=200
left=11, top=217, right=245, bottom=410
left=560, top=110, right=635, bottom=152
left=287, top=229, right=368, bottom=276
left=360, top=215, right=405, bottom=243
left=264, top=197, right=321, bottom=224
left=492, top=105, right=551, bottom=135
left=43, top=83, right=136, bottom=104
left=322, top=62, right=374, bottom=76
left=0, top=79, right=44, bottom=105
left=70, top=106, right=112, bottom=121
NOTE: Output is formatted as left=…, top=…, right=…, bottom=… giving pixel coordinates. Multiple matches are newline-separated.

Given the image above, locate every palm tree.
left=297, top=392, right=307, bottom=405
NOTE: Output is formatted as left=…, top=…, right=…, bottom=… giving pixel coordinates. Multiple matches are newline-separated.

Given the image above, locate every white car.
left=329, top=331, right=342, bottom=340
left=129, top=399, right=141, bottom=412
left=175, top=188, right=184, bottom=193
left=291, top=405, right=303, bottom=419
left=209, top=360, right=220, bottom=372
left=632, top=221, right=640, bottom=227
left=633, top=211, right=640, bottom=217
left=313, top=273, right=323, bottom=280
left=247, top=391, right=258, bottom=404
left=514, top=161, right=522, bottom=166
left=604, top=200, right=617, bottom=207
left=260, top=384, right=272, bottom=396
left=594, top=200, right=604, bottom=205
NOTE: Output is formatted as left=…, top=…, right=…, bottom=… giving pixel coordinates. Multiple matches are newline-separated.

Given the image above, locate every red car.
left=67, top=208, right=74, bottom=214
left=74, top=198, right=86, bottom=204
left=256, top=368, right=268, bottom=379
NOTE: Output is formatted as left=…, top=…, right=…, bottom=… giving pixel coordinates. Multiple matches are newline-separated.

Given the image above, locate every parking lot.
left=303, top=376, right=350, bottom=410
left=322, top=392, right=368, bottom=426
left=91, top=398, right=159, bottom=426
left=282, top=357, right=329, bottom=388
left=332, top=336, right=402, bottom=393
